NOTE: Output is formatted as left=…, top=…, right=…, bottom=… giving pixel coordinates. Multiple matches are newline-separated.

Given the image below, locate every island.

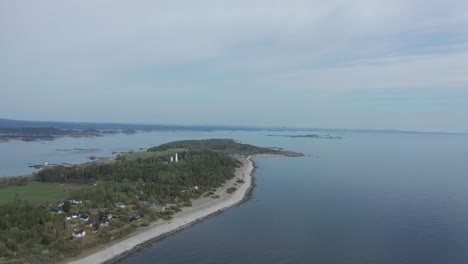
left=0, top=139, right=302, bottom=263
left=267, top=134, right=342, bottom=139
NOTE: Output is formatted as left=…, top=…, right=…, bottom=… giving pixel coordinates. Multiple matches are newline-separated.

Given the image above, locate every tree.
left=62, top=201, right=71, bottom=213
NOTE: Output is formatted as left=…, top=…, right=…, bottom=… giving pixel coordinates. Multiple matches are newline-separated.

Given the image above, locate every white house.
left=69, top=199, right=82, bottom=205
left=115, top=202, right=126, bottom=208
left=49, top=208, right=62, bottom=214
left=80, top=214, right=90, bottom=222
left=72, top=230, right=86, bottom=238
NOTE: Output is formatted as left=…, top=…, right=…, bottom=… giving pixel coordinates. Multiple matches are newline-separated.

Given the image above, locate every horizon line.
left=0, top=117, right=466, bottom=136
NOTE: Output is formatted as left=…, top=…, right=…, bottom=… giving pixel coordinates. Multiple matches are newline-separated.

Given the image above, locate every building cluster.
left=49, top=199, right=148, bottom=238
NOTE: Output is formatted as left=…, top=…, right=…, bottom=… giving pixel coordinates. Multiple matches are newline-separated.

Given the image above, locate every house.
left=129, top=214, right=142, bottom=221
left=56, top=201, right=64, bottom=207
left=100, top=221, right=109, bottom=227
left=49, top=208, right=62, bottom=214
left=72, top=213, right=80, bottom=219
left=69, top=199, right=82, bottom=205
left=65, top=215, right=72, bottom=220
left=72, top=230, right=86, bottom=238
left=80, top=214, right=90, bottom=222
left=191, top=185, right=199, bottom=191
left=106, top=213, right=118, bottom=220
left=115, top=202, right=126, bottom=208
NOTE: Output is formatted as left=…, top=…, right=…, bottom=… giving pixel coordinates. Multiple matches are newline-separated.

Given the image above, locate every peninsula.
left=0, top=139, right=302, bottom=263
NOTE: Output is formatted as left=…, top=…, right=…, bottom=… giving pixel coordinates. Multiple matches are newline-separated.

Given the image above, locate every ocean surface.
left=2, top=131, right=468, bottom=263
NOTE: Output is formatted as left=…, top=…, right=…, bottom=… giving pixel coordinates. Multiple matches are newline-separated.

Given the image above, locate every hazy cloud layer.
left=1, top=1, right=468, bottom=131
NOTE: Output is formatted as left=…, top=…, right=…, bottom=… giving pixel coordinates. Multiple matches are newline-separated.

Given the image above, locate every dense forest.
left=37, top=150, right=238, bottom=186
left=0, top=199, right=69, bottom=262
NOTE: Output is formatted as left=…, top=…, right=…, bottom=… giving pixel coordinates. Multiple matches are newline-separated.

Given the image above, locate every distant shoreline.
left=2, top=117, right=466, bottom=138
left=66, top=155, right=257, bottom=264
left=267, top=134, right=342, bottom=139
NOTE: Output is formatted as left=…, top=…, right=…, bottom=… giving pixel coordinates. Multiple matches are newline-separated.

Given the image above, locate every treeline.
left=37, top=150, right=238, bottom=185
left=36, top=150, right=239, bottom=202
left=0, top=176, right=29, bottom=187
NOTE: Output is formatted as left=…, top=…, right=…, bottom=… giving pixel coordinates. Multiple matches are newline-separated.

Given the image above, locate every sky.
left=1, top=1, right=468, bottom=132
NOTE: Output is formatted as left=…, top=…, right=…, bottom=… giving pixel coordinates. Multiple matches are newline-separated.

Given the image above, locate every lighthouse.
left=175, top=153, right=178, bottom=162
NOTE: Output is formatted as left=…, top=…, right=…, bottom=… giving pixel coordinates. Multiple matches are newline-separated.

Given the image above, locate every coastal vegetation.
left=0, top=139, right=300, bottom=263
left=226, top=187, right=237, bottom=194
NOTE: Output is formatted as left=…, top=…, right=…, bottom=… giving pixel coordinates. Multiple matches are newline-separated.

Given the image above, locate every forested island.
left=0, top=127, right=79, bottom=142
left=0, top=127, right=131, bottom=142
left=267, top=134, right=342, bottom=139
left=0, top=139, right=301, bottom=263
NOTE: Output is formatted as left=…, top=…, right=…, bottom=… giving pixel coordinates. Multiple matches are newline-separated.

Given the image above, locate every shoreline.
left=67, top=155, right=256, bottom=264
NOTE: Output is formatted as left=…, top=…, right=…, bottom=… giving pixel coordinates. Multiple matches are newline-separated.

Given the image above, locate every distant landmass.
left=0, top=118, right=465, bottom=143
left=0, top=127, right=87, bottom=142
left=267, top=134, right=342, bottom=139
left=0, top=118, right=216, bottom=142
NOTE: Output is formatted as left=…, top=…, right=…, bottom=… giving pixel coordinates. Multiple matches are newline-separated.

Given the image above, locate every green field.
left=122, top=149, right=187, bottom=161
left=0, top=181, right=84, bottom=204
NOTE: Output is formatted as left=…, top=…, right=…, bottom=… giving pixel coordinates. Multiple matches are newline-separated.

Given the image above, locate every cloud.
left=1, top=0, right=468, bottom=130
left=262, top=48, right=468, bottom=91
left=2, top=0, right=467, bottom=71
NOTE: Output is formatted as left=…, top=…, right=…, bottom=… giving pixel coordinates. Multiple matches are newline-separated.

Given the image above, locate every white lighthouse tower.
left=175, top=153, right=178, bottom=162
left=170, top=156, right=174, bottom=162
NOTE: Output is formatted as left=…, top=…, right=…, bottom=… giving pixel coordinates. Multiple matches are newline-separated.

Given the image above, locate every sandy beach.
left=67, top=155, right=254, bottom=264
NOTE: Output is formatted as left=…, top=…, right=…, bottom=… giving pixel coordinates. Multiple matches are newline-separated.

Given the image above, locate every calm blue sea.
left=2, top=131, right=468, bottom=263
